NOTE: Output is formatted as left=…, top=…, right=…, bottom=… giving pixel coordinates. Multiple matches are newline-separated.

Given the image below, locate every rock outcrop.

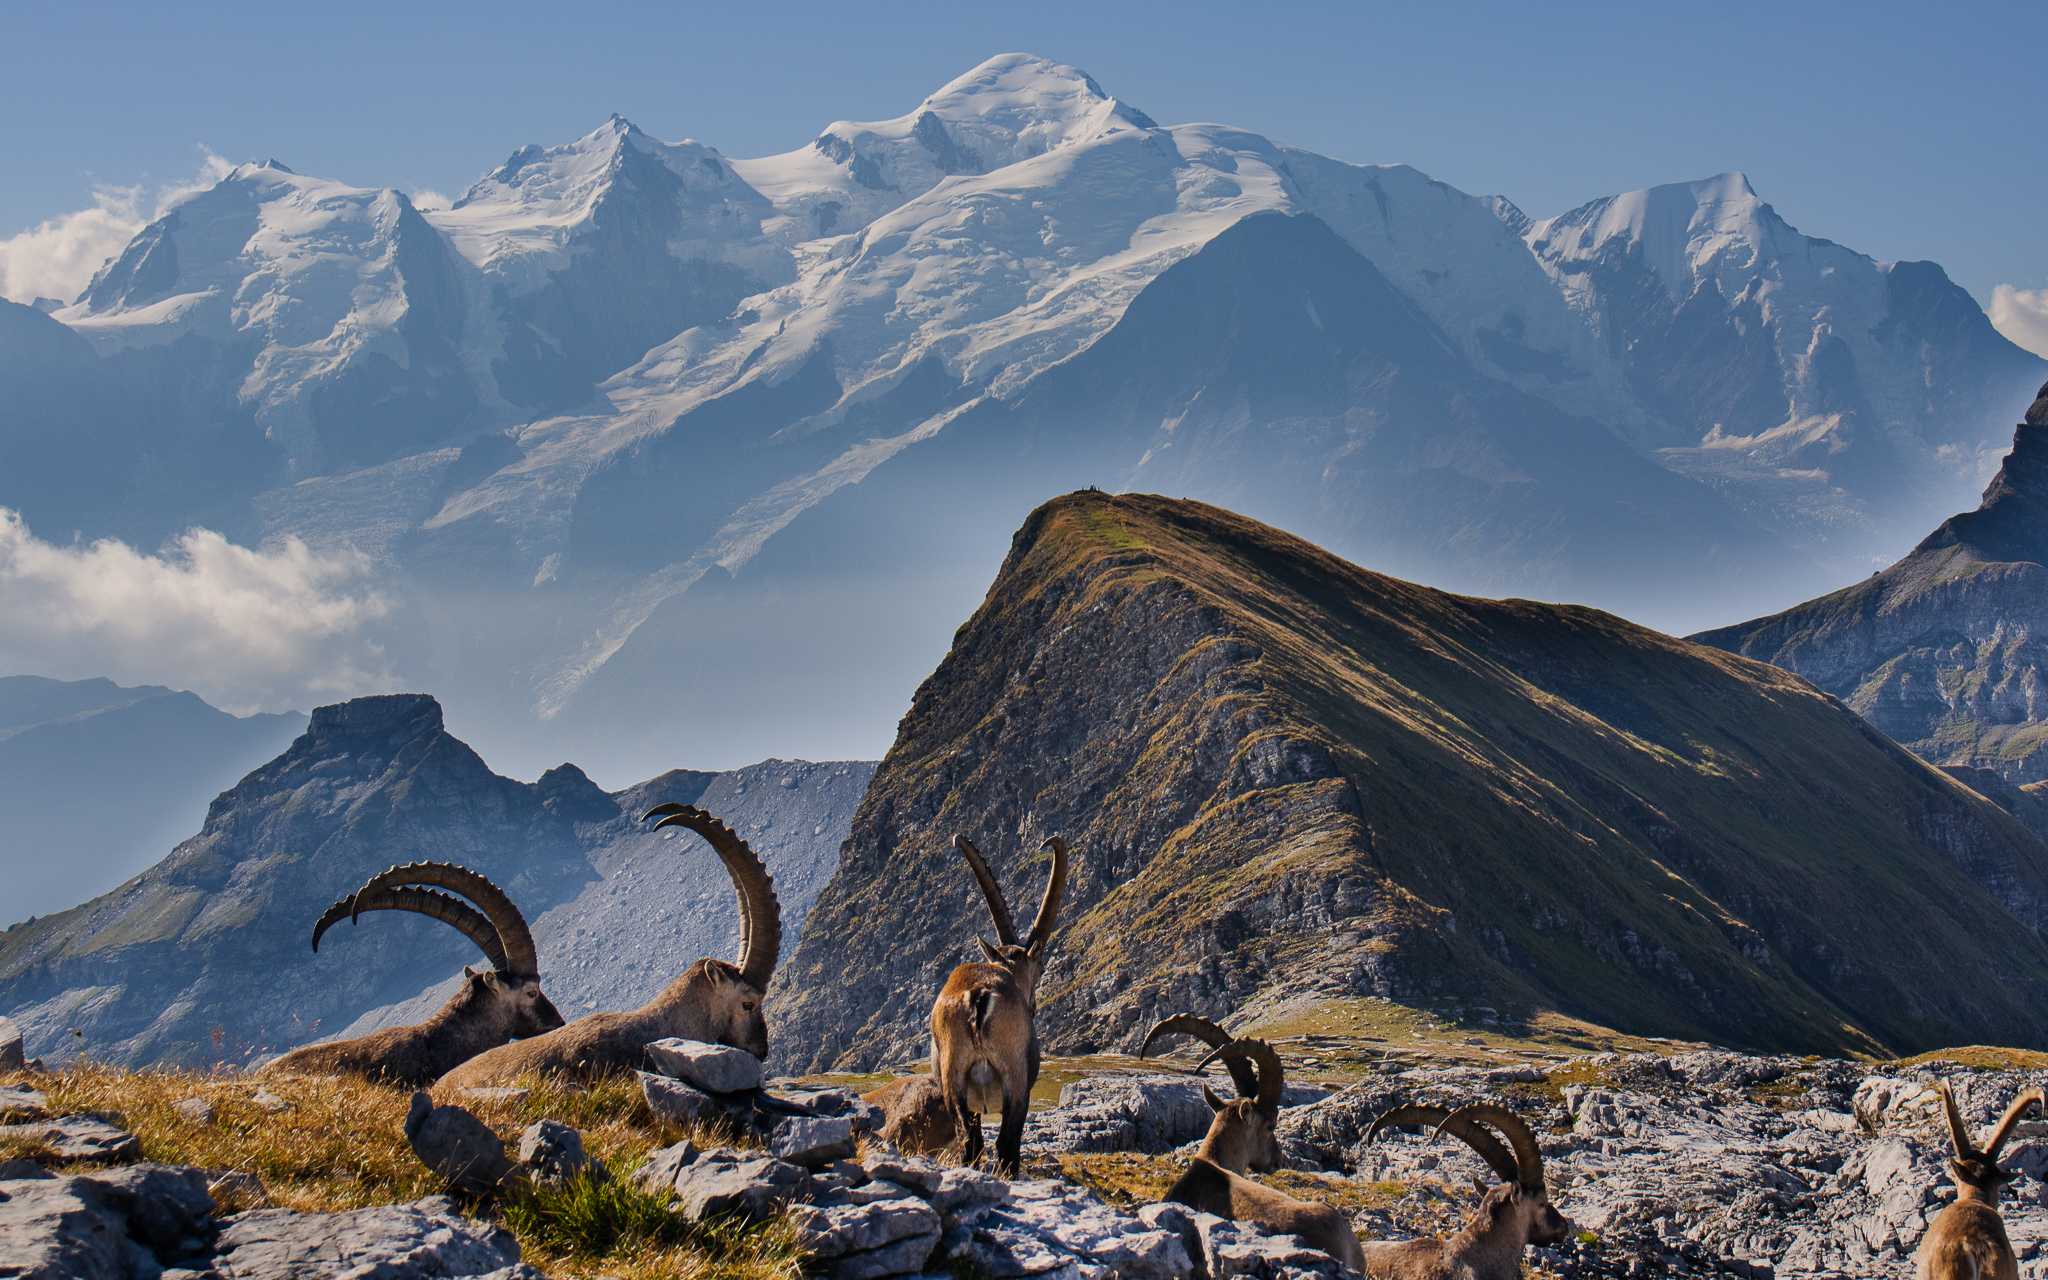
left=770, top=492, right=2048, bottom=1068
left=1696, top=381, right=2048, bottom=785
left=0, top=692, right=873, bottom=1068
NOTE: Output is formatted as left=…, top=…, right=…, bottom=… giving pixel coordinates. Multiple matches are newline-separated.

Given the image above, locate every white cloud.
left=1992, top=284, right=2048, bottom=359
left=0, top=151, right=234, bottom=307
left=408, top=188, right=454, bottom=212
left=0, top=509, right=397, bottom=714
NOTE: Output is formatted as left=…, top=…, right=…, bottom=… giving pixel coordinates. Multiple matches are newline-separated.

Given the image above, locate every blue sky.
left=2, top=0, right=2044, bottom=311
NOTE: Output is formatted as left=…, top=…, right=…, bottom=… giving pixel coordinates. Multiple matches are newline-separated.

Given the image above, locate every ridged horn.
left=1437, top=1102, right=1545, bottom=1192
left=646, top=804, right=782, bottom=989
left=310, top=885, right=509, bottom=971
left=1367, top=1104, right=1518, bottom=1187
left=350, top=862, right=539, bottom=978
left=1197, top=1038, right=1285, bottom=1115
left=1140, top=1014, right=1261, bottom=1100
left=1026, top=836, right=1069, bottom=951
left=954, top=835, right=1019, bottom=947
left=1987, top=1086, right=2046, bottom=1159
left=1937, top=1080, right=1978, bottom=1158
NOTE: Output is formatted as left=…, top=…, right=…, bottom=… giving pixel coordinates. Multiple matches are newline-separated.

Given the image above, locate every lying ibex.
left=1362, top=1102, right=1569, bottom=1279
left=1917, top=1081, right=2044, bottom=1280
left=1146, top=1018, right=1364, bottom=1270
left=436, top=804, right=780, bottom=1089
left=931, top=833, right=1068, bottom=1176
left=268, top=862, right=563, bottom=1084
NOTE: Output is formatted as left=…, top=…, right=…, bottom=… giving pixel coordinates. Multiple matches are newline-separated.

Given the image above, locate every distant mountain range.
left=0, top=675, right=304, bottom=921
left=1697, top=380, right=2048, bottom=784
left=0, top=692, right=871, bottom=1068
left=3, top=53, right=2038, bottom=782
left=771, top=492, right=2048, bottom=1067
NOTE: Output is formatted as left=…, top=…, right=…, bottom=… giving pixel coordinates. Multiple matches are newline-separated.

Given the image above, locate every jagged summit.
left=1913, top=381, right=2048, bottom=565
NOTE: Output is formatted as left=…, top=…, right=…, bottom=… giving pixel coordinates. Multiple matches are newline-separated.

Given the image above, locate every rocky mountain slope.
left=767, top=491, right=2048, bottom=1072
left=1695, top=381, right=2048, bottom=784
left=0, top=676, right=304, bottom=921
left=0, top=693, right=872, bottom=1067
left=2, top=54, right=2037, bottom=783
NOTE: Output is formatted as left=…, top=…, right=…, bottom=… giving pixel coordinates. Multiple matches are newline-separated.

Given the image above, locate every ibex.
left=1144, top=1017, right=1365, bottom=1270
left=1361, top=1102, right=1570, bottom=1279
left=930, top=833, right=1068, bottom=1176
left=436, top=804, right=780, bottom=1089
left=267, top=862, right=563, bottom=1084
left=1916, top=1081, right=2044, bottom=1280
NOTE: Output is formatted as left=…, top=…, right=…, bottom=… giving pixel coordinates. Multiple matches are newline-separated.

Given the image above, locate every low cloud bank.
left=0, top=152, right=233, bottom=307
left=1992, top=284, right=2048, bottom=361
left=0, top=509, right=396, bottom=714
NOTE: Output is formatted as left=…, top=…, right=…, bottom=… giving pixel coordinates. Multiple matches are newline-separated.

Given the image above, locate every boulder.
left=0, top=1163, right=218, bottom=1279
left=209, top=1195, right=528, bottom=1279
left=628, top=1139, right=699, bottom=1196
left=0, top=1114, right=142, bottom=1163
left=517, top=1119, right=606, bottom=1186
left=860, top=1147, right=945, bottom=1195
left=174, top=1098, right=214, bottom=1125
left=249, top=1090, right=290, bottom=1114
left=774, top=1085, right=887, bottom=1132
left=772, top=1116, right=858, bottom=1168
left=639, top=1071, right=728, bottom=1128
left=791, top=1195, right=942, bottom=1258
left=403, top=1093, right=515, bottom=1194
left=645, top=1038, right=763, bottom=1094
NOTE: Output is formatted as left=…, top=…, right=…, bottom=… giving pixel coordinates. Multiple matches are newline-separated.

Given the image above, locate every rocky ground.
left=8, top=1017, right=2048, bottom=1280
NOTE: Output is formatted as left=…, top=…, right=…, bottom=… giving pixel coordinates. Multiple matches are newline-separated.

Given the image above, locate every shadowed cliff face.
left=768, top=492, right=2048, bottom=1072
left=1695, top=382, right=2048, bottom=782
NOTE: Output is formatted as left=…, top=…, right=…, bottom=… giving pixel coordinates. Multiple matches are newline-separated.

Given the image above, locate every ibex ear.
left=1470, top=1174, right=1487, bottom=1196
left=463, top=965, right=481, bottom=980
left=1026, top=937, right=1047, bottom=962
left=978, top=937, right=1004, bottom=962
left=1203, top=1086, right=1228, bottom=1113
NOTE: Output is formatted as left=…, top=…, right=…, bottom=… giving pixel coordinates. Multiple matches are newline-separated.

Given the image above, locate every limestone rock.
left=404, top=1092, right=515, bottom=1194
left=0, top=1163, right=218, bottom=1279
left=639, top=1070, right=726, bottom=1128
left=791, top=1195, right=942, bottom=1258
left=645, top=1037, right=764, bottom=1094
left=0, top=1015, right=24, bottom=1070
left=667, top=1149, right=809, bottom=1222
left=628, top=1138, right=698, bottom=1195
left=772, top=1116, right=858, bottom=1168
left=248, top=1090, right=290, bottom=1114
left=207, top=1170, right=268, bottom=1211
left=0, top=1114, right=142, bottom=1163
left=517, top=1119, right=605, bottom=1186
left=461, top=1086, right=531, bottom=1106
left=0, top=1083, right=48, bottom=1121
left=860, top=1147, right=945, bottom=1195
left=174, top=1097, right=214, bottom=1125
left=209, top=1195, right=526, bottom=1279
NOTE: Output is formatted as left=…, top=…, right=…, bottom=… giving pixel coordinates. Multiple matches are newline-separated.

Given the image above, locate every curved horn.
left=647, top=804, right=782, bottom=989
left=1937, top=1080, right=1978, bottom=1159
left=1439, top=1102, right=1545, bottom=1192
left=1367, top=1105, right=1518, bottom=1187
left=954, top=835, right=1018, bottom=947
left=1026, top=836, right=1069, bottom=951
left=1198, top=1038, right=1284, bottom=1115
left=1986, top=1085, right=2044, bottom=1160
left=350, top=862, right=539, bottom=978
left=312, top=885, right=508, bottom=971
left=1141, top=1015, right=1261, bottom=1099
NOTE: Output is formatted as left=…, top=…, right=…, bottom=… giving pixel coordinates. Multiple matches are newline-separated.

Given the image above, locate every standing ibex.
left=268, top=862, right=563, bottom=1084
left=1362, top=1103, right=1570, bottom=1279
left=1144, top=1017, right=1365, bottom=1270
left=931, top=833, right=1068, bottom=1176
left=436, top=804, right=780, bottom=1089
left=1917, top=1081, right=2044, bottom=1280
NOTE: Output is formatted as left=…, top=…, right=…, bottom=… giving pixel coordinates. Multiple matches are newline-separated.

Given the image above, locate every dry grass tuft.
left=4, top=1063, right=801, bottom=1280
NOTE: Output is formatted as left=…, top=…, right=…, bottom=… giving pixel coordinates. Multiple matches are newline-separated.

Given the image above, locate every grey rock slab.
left=404, top=1092, right=515, bottom=1194
left=849, top=1178, right=920, bottom=1205
left=75, top=1162, right=216, bottom=1258
left=669, top=1151, right=809, bottom=1222
left=0, top=1015, right=23, bottom=1071
left=629, top=1138, right=699, bottom=1196
left=773, top=1115, right=858, bottom=1168
left=0, top=1174, right=149, bottom=1280
left=639, top=1070, right=729, bottom=1129
left=646, top=1037, right=763, bottom=1093
left=775, top=1085, right=887, bottom=1131
left=861, top=1149, right=945, bottom=1195
left=829, top=1229, right=942, bottom=1280
left=210, top=1195, right=525, bottom=1279
left=791, top=1195, right=942, bottom=1257
left=0, top=1114, right=142, bottom=1162
left=0, top=1157, right=55, bottom=1179
left=461, top=1086, right=531, bottom=1106
left=932, top=1166, right=1007, bottom=1214
left=0, top=1084, right=47, bottom=1120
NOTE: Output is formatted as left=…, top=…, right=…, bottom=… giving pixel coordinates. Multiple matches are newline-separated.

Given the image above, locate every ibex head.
left=313, top=862, right=564, bottom=1038
left=1938, top=1080, right=2043, bottom=1202
left=1141, top=1014, right=1285, bottom=1173
left=954, top=834, right=1068, bottom=1002
left=645, top=803, right=783, bottom=1058
left=1368, top=1102, right=1569, bottom=1247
